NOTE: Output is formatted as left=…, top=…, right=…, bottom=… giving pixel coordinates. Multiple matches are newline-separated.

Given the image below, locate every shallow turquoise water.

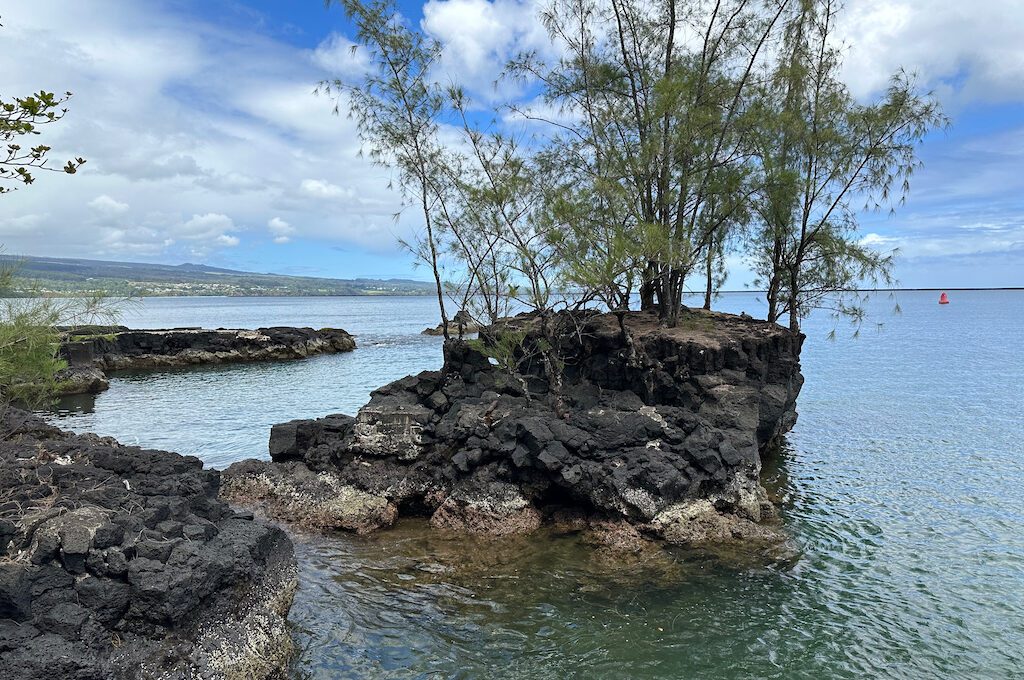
left=48, top=291, right=1024, bottom=678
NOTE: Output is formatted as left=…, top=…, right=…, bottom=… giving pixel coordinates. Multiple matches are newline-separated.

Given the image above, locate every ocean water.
left=46, top=291, right=1024, bottom=678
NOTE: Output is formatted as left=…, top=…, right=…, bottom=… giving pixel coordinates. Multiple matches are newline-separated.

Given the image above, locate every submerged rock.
left=429, top=479, right=543, bottom=536
left=0, top=409, right=297, bottom=680
left=57, top=325, right=356, bottom=395
left=221, top=459, right=397, bottom=534
left=224, top=308, right=803, bottom=546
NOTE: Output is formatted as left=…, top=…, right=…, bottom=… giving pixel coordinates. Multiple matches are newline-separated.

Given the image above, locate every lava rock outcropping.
left=224, top=309, right=803, bottom=546
left=0, top=410, right=297, bottom=679
left=57, top=325, right=356, bottom=395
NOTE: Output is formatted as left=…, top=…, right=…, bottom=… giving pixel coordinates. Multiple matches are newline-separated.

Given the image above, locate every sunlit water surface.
left=47, top=291, right=1024, bottom=678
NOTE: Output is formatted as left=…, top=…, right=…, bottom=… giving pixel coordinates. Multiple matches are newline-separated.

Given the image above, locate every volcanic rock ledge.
left=0, top=410, right=297, bottom=680
left=223, top=309, right=803, bottom=547
left=57, top=325, right=356, bottom=395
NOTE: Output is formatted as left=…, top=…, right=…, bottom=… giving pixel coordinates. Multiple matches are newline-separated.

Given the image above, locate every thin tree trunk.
left=640, top=262, right=657, bottom=311
left=767, top=272, right=780, bottom=323
left=703, top=238, right=714, bottom=311
left=788, top=267, right=800, bottom=333
left=420, top=173, right=449, bottom=340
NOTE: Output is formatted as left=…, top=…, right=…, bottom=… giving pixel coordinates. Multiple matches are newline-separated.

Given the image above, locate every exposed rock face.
left=421, top=321, right=482, bottom=336
left=220, top=458, right=397, bottom=535
left=223, top=309, right=803, bottom=545
left=57, top=325, right=356, bottom=395
left=53, top=365, right=110, bottom=396
left=0, top=409, right=297, bottom=680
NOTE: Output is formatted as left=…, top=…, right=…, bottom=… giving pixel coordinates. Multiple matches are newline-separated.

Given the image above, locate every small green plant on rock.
left=0, top=263, right=120, bottom=408
left=468, top=328, right=529, bottom=376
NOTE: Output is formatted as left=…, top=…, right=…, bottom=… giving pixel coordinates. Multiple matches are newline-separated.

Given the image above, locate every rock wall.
left=57, top=325, right=356, bottom=395
left=0, top=410, right=297, bottom=680
left=223, top=309, right=803, bottom=546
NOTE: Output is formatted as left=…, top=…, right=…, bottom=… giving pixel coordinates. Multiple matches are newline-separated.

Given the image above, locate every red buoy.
left=939, top=292, right=950, bottom=304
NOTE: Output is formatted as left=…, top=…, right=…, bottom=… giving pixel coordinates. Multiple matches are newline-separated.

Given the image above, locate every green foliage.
left=513, top=0, right=784, bottom=325
left=0, top=262, right=120, bottom=407
left=467, top=328, right=530, bottom=376
left=1, top=89, right=85, bottom=193
left=749, top=0, right=946, bottom=332
left=327, top=0, right=943, bottom=338
left=0, top=270, right=66, bottom=407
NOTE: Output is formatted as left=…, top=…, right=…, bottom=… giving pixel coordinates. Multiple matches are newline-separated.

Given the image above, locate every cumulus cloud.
left=179, top=213, right=240, bottom=245
left=300, top=178, right=355, bottom=200
left=0, top=214, right=48, bottom=236
left=268, top=216, right=295, bottom=244
left=421, top=0, right=553, bottom=102
left=312, top=33, right=373, bottom=78
left=0, top=0, right=406, bottom=264
left=88, top=195, right=130, bottom=216
left=838, top=0, right=1024, bottom=103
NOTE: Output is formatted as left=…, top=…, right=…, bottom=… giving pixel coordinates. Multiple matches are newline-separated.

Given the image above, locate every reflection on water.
left=46, top=292, right=1024, bottom=678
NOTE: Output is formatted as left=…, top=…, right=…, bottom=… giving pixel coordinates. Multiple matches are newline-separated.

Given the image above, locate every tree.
left=1, top=89, right=85, bottom=193
left=320, top=0, right=453, bottom=338
left=326, top=0, right=943, bottom=340
left=323, top=0, right=568, bottom=340
left=750, top=0, right=945, bottom=332
left=511, top=0, right=789, bottom=326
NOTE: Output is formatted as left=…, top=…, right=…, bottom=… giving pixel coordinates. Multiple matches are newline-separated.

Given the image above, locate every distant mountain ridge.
left=1, top=254, right=435, bottom=297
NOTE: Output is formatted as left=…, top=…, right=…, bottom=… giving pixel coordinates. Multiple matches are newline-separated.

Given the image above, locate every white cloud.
left=300, top=178, right=355, bottom=200
left=179, top=213, right=239, bottom=243
left=860, top=233, right=896, bottom=248
left=312, top=33, right=373, bottom=78
left=0, top=214, right=48, bottom=236
left=421, top=0, right=553, bottom=102
left=268, top=216, right=295, bottom=244
left=88, top=194, right=130, bottom=215
left=838, top=0, right=1024, bottom=103
left=0, top=0, right=407, bottom=263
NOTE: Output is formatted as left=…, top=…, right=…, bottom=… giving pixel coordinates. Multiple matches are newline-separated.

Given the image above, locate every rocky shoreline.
left=223, top=309, right=803, bottom=549
left=56, top=326, right=356, bottom=396
left=0, top=409, right=297, bottom=679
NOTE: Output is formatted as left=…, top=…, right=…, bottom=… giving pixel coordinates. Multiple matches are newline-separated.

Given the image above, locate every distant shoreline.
left=17, top=287, right=1021, bottom=299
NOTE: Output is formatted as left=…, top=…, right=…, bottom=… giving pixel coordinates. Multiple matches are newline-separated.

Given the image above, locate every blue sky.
left=1, top=0, right=1023, bottom=288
